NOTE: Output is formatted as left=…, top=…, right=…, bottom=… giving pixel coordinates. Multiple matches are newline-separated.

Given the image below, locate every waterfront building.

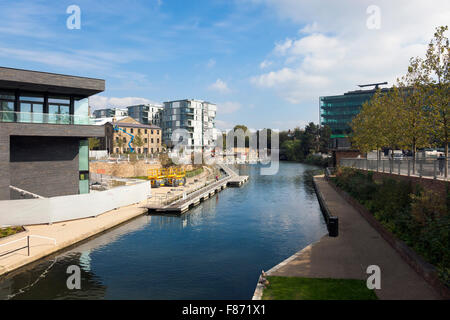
left=127, top=104, right=163, bottom=126
left=92, top=107, right=128, bottom=119
left=320, top=83, right=389, bottom=164
left=0, top=66, right=105, bottom=200
left=162, top=99, right=217, bottom=151
left=100, top=116, right=162, bottom=154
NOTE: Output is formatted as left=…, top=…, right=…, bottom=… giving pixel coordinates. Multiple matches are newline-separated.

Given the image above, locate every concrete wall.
left=0, top=181, right=151, bottom=227
left=9, top=136, right=80, bottom=198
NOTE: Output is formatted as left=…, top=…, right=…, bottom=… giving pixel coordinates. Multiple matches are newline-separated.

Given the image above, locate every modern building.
left=320, top=83, right=389, bottom=165
left=99, top=116, right=162, bottom=155
left=161, top=99, right=217, bottom=151
left=320, top=83, right=389, bottom=149
left=92, top=107, right=128, bottom=119
left=127, top=104, right=163, bottom=126
left=0, top=66, right=105, bottom=200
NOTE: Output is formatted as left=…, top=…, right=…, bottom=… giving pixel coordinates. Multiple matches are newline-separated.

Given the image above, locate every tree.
left=133, top=132, right=145, bottom=153
left=422, top=26, right=449, bottom=176
left=88, top=138, right=100, bottom=150
left=396, top=57, right=432, bottom=171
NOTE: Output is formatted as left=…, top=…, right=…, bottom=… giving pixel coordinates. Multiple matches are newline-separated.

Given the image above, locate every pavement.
left=265, top=175, right=442, bottom=300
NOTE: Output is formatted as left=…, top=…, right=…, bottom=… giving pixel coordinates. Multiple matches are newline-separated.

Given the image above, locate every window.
left=157, top=130, right=159, bottom=134
left=151, top=138, right=154, bottom=143
left=19, top=94, right=44, bottom=123
left=116, top=148, right=119, bottom=153
left=123, top=137, right=126, bottom=143
left=151, top=148, right=154, bottom=153
left=0, top=91, right=14, bottom=122
left=144, top=138, right=148, bottom=143
left=116, top=137, right=119, bottom=143
left=151, top=130, right=154, bottom=134
left=145, top=129, right=147, bottom=134
left=131, top=128, right=134, bottom=134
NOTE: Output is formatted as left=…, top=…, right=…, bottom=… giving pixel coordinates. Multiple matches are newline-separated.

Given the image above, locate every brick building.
left=100, top=117, right=162, bottom=155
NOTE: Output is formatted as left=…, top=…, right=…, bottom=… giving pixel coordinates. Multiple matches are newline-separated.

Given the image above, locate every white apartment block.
left=127, top=104, right=163, bottom=126
left=162, top=99, right=217, bottom=150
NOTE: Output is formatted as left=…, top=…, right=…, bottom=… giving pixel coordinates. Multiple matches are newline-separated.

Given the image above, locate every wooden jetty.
left=144, top=165, right=248, bottom=214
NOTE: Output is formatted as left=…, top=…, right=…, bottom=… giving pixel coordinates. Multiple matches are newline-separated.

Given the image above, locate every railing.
left=340, top=158, right=450, bottom=180
left=0, top=111, right=93, bottom=125
left=0, top=235, right=57, bottom=258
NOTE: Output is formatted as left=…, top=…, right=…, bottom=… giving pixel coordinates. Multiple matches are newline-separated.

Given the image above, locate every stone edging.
left=328, top=179, right=450, bottom=299
left=251, top=242, right=318, bottom=300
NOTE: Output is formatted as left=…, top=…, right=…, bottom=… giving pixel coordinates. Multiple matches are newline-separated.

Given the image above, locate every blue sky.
left=0, top=0, right=449, bottom=130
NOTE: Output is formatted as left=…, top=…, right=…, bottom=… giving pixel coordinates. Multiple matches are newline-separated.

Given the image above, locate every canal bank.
left=254, top=175, right=442, bottom=300
left=0, top=162, right=327, bottom=299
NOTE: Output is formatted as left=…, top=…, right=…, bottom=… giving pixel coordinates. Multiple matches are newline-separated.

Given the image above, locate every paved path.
left=267, top=175, right=441, bottom=300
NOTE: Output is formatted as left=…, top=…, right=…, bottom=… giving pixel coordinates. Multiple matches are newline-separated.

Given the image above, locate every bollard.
left=328, top=216, right=339, bottom=237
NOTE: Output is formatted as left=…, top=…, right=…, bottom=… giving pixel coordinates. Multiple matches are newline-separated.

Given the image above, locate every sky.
left=0, top=0, right=449, bottom=131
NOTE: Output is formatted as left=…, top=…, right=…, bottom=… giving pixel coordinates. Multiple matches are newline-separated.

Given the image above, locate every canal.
left=0, top=162, right=327, bottom=300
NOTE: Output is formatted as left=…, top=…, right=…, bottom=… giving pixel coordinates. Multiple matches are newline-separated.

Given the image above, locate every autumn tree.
left=422, top=26, right=449, bottom=176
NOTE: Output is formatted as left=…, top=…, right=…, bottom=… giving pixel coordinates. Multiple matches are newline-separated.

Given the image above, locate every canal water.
left=0, top=162, right=327, bottom=300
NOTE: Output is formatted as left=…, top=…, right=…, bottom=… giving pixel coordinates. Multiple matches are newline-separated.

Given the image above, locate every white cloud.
left=217, top=101, right=241, bottom=114
left=89, top=96, right=158, bottom=110
left=208, top=78, right=231, bottom=93
left=251, top=0, right=450, bottom=104
left=259, top=59, right=273, bottom=69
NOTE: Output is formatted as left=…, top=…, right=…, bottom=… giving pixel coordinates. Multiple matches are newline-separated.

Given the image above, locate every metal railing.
left=0, top=235, right=57, bottom=258
left=340, top=158, right=450, bottom=180
left=0, top=111, right=93, bottom=125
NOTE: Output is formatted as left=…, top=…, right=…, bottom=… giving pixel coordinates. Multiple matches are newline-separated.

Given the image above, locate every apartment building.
left=101, top=117, right=162, bottom=154
left=0, top=66, right=105, bottom=200
left=161, top=99, right=217, bottom=151
left=127, top=104, right=163, bottom=126
left=92, top=107, right=127, bottom=118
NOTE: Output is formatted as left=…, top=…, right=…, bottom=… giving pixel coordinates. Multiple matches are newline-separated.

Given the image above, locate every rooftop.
left=0, top=66, right=105, bottom=97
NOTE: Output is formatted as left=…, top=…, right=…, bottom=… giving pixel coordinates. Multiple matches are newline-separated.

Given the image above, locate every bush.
left=333, top=168, right=449, bottom=288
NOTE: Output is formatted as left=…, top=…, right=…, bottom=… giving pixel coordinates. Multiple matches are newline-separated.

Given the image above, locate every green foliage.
left=186, top=167, right=204, bottom=178
left=88, top=138, right=100, bottom=150
left=280, top=122, right=331, bottom=163
left=333, top=168, right=449, bottom=287
left=0, top=226, right=23, bottom=238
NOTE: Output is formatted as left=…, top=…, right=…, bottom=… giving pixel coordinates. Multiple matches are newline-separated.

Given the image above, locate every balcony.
left=0, top=111, right=93, bottom=125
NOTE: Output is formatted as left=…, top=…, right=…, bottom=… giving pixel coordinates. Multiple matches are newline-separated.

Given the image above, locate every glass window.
left=49, top=96, right=70, bottom=104
left=74, top=97, right=89, bottom=125
left=20, top=94, right=44, bottom=102
left=0, top=100, right=14, bottom=122
left=0, top=91, right=15, bottom=100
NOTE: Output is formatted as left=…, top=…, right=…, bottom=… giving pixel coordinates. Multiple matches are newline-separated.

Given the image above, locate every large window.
left=19, top=94, right=44, bottom=123
left=48, top=96, right=70, bottom=124
left=0, top=91, right=14, bottom=122
left=74, top=97, right=89, bottom=124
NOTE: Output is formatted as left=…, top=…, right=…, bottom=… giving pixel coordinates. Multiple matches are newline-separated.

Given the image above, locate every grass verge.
left=262, top=276, right=378, bottom=300
left=0, top=226, right=24, bottom=239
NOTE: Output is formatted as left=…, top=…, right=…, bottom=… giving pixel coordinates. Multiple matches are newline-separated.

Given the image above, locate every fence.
left=0, top=181, right=151, bottom=227
left=340, top=158, right=450, bottom=180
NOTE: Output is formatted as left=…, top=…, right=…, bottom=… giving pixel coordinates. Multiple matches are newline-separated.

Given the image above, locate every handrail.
left=0, top=234, right=57, bottom=258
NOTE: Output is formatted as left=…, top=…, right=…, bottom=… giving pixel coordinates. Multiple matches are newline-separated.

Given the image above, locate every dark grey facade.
left=0, top=67, right=105, bottom=200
